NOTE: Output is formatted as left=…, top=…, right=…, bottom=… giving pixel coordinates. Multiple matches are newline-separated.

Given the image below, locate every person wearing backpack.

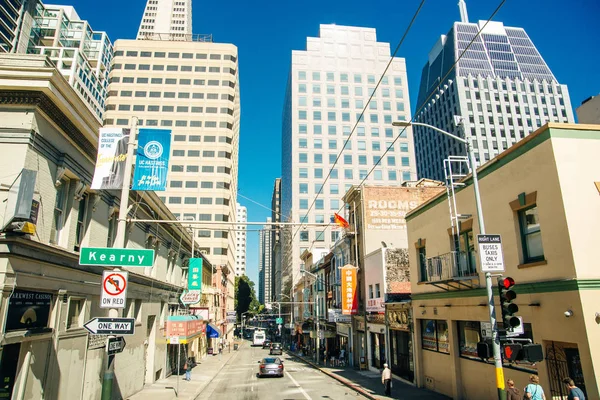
left=524, top=374, right=546, bottom=400
left=563, top=377, right=586, bottom=400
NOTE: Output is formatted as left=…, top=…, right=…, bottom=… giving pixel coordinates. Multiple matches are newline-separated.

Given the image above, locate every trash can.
left=234, top=343, right=239, bottom=351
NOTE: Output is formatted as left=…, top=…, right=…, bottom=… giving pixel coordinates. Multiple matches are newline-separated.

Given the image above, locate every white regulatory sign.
left=477, top=234, right=505, bottom=272
left=100, top=270, right=128, bottom=309
left=170, top=336, right=180, bottom=345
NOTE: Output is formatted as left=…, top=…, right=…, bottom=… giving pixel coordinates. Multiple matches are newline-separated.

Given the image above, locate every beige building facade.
left=406, top=123, right=600, bottom=399
left=0, top=53, right=213, bottom=399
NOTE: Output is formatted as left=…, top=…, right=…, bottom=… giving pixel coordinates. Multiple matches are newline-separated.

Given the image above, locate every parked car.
left=257, top=357, right=284, bottom=378
left=262, top=339, right=272, bottom=349
left=269, top=343, right=283, bottom=355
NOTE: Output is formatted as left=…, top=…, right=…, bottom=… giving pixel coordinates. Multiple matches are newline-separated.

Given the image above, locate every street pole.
left=102, top=119, right=137, bottom=400
left=315, top=292, right=320, bottom=365
left=467, top=141, right=505, bottom=400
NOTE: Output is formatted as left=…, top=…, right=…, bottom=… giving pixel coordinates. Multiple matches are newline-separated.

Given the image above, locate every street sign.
left=180, top=290, right=201, bottom=305
left=107, top=336, right=126, bottom=355
left=276, top=317, right=283, bottom=324
left=481, top=322, right=493, bottom=339
left=226, top=311, right=236, bottom=323
left=169, top=336, right=180, bottom=345
left=84, top=318, right=135, bottom=335
left=79, top=247, right=154, bottom=267
left=100, top=271, right=128, bottom=309
left=477, top=235, right=505, bottom=272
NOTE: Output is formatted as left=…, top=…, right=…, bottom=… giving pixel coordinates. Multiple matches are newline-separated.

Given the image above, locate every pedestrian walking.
left=563, top=377, right=586, bottom=400
left=184, top=357, right=192, bottom=381
left=381, top=363, right=392, bottom=396
left=505, top=379, right=521, bottom=400
left=524, top=374, right=546, bottom=400
left=339, top=348, right=346, bottom=367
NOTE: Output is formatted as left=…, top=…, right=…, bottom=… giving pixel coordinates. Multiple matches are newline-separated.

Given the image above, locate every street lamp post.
left=393, top=120, right=505, bottom=400
left=300, top=269, right=322, bottom=365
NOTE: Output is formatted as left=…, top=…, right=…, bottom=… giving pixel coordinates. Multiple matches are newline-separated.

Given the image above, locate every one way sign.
left=84, top=318, right=135, bottom=335
left=107, top=336, right=126, bottom=355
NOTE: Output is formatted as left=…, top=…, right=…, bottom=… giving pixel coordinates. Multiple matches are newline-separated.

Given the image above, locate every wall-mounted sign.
left=5, top=290, right=52, bottom=332
left=188, top=258, right=202, bottom=291
left=340, top=265, right=358, bottom=315
left=180, top=290, right=201, bottom=305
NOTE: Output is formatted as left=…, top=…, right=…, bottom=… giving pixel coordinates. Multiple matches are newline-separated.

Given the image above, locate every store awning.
left=206, top=323, right=222, bottom=338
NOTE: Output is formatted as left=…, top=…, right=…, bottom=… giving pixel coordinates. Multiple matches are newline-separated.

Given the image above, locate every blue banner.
left=132, top=129, right=172, bottom=191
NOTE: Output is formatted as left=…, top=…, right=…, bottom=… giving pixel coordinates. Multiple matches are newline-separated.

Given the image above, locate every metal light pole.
left=393, top=120, right=505, bottom=400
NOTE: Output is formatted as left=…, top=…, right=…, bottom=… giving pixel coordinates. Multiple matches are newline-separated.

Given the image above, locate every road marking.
left=285, top=370, right=312, bottom=400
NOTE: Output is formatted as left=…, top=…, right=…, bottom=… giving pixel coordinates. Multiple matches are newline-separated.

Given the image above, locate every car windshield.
left=272, top=343, right=281, bottom=348
left=263, top=358, right=278, bottom=364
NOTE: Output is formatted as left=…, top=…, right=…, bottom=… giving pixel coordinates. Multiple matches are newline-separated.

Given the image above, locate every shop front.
left=165, top=315, right=206, bottom=375
left=353, top=316, right=367, bottom=368
left=366, top=314, right=386, bottom=371
left=386, top=303, right=414, bottom=382
left=336, top=320, right=352, bottom=366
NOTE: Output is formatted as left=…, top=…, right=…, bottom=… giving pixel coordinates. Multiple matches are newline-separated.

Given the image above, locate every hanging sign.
left=132, top=128, right=172, bottom=191
left=100, top=271, right=128, bottom=309
left=340, top=264, right=358, bottom=315
left=188, top=258, right=202, bottom=291
left=91, top=128, right=129, bottom=190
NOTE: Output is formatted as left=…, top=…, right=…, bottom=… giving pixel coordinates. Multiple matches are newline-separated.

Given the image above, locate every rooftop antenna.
left=458, top=0, right=469, bottom=23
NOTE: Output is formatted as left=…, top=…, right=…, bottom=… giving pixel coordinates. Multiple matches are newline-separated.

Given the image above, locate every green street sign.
left=79, top=247, right=154, bottom=267
left=188, top=258, right=202, bottom=291
left=276, top=318, right=283, bottom=324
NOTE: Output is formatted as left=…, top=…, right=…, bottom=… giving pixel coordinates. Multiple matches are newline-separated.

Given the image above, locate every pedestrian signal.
left=502, top=343, right=522, bottom=362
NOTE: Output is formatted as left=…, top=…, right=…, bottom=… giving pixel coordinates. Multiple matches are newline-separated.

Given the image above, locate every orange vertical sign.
left=341, top=265, right=358, bottom=315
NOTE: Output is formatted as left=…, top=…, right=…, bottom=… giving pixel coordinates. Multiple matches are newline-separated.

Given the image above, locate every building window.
left=107, top=212, right=118, bottom=247
left=417, top=242, right=427, bottom=281
left=74, top=194, right=89, bottom=252
left=368, top=285, right=373, bottom=299
left=518, top=205, right=544, bottom=263
left=51, top=179, right=69, bottom=245
left=67, top=298, right=85, bottom=329
left=420, top=319, right=449, bottom=354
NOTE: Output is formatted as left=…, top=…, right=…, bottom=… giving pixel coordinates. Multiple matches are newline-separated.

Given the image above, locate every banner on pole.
left=132, top=129, right=172, bottom=191
left=340, top=264, right=358, bottom=315
left=188, top=258, right=202, bottom=291
left=91, top=128, right=130, bottom=190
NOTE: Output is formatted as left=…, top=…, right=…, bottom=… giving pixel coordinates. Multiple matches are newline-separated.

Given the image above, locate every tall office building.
left=104, top=6, right=240, bottom=276
left=235, top=203, right=247, bottom=276
left=281, top=24, right=416, bottom=288
left=258, top=217, right=272, bottom=304
left=576, top=95, right=600, bottom=124
left=414, top=0, right=574, bottom=181
left=3, top=2, right=113, bottom=121
left=270, top=178, right=282, bottom=301
left=137, top=0, right=192, bottom=41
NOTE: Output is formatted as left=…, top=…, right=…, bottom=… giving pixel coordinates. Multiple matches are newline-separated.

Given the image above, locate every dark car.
left=269, top=343, right=283, bottom=355
left=257, top=357, right=284, bottom=377
left=262, top=339, right=272, bottom=349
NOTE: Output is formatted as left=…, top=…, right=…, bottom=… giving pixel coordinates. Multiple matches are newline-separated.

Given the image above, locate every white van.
left=253, top=330, right=266, bottom=346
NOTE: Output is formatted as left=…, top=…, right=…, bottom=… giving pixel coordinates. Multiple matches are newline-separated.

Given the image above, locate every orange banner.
left=341, top=265, right=358, bottom=315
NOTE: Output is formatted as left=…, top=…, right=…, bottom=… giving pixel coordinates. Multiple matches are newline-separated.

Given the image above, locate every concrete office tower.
left=281, top=24, right=416, bottom=288
left=16, top=3, right=113, bottom=122
left=104, top=38, right=240, bottom=276
left=414, top=1, right=574, bottom=181
left=137, top=0, right=192, bottom=41
left=576, top=95, right=600, bottom=124
left=235, top=203, right=247, bottom=276
left=271, top=178, right=282, bottom=301
left=258, top=217, right=272, bottom=304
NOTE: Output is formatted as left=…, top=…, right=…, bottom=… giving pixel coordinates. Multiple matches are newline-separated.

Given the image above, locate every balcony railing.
left=422, top=251, right=477, bottom=283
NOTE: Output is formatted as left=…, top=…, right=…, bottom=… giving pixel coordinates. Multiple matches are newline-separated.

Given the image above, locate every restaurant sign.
left=340, top=265, right=358, bottom=315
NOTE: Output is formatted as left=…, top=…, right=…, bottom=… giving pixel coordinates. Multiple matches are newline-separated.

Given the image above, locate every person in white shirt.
left=381, top=363, right=392, bottom=396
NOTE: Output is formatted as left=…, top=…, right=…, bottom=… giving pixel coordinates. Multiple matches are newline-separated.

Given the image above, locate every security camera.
left=564, top=310, right=574, bottom=318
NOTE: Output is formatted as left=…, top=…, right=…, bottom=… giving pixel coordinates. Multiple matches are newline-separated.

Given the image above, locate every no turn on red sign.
left=101, top=271, right=128, bottom=309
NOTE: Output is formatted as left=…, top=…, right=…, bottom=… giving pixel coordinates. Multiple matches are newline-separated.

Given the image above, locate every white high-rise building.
left=414, top=1, right=574, bottom=181
left=235, top=203, right=247, bottom=276
left=258, top=217, right=272, bottom=304
left=137, top=0, right=193, bottom=41
left=281, top=24, right=416, bottom=289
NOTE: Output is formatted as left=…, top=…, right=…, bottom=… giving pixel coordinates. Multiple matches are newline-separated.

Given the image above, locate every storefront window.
left=420, top=319, right=449, bottom=354
left=458, top=321, right=481, bottom=359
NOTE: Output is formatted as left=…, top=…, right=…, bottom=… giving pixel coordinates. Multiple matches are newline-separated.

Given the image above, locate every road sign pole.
left=102, top=119, right=138, bottom=400
left=177, top=342, right=180, bottom=395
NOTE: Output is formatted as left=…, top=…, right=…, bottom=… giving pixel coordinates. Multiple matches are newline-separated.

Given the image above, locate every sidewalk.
left=291, top=352, right=450, bottom=400
left=126, top=344, right=240, bottom=400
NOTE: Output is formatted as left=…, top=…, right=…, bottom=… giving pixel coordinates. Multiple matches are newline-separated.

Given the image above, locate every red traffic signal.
left=498, top=277, right=515, bottom=290
left=502, top=343, right=522, bottom=362
left=498, top=277, right=520, bottom=330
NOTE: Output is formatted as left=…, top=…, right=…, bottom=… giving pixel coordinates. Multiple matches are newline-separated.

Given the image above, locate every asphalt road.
left=194, top=340, right=368, bottom=400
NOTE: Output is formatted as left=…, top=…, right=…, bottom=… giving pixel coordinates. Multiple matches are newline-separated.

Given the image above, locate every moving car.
left=269, top=342, right=283, bottom=355
left=262, top=339, right=272, bottom=349
left=257, top=357, right=284, bottom=377
left=253, top=330, right=266, bottom=346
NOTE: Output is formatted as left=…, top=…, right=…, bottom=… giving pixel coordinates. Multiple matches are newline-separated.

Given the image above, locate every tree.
left=235, top=275, right=259, bottom=321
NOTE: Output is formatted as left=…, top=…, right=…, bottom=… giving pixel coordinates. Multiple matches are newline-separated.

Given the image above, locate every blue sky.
left=68, top=0, right=599, bottom=287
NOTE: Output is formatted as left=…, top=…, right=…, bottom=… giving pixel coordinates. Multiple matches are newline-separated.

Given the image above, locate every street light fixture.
left=393, top=119, right=505, bottom=395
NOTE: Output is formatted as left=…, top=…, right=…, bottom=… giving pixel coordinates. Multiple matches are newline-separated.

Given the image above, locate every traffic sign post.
left=101, top=271, right=128, bottom=309
left=477, top=235, right=505, bottom=272
left=107, top=337, right=126, bottom=356
left=84, top=318, right=135, bottom=335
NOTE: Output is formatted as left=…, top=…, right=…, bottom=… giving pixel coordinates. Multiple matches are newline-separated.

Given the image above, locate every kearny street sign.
left=79, top=247, right=154, bottom=268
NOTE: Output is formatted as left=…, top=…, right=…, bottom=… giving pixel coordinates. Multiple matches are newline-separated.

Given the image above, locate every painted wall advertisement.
left=91, top=128, right=129, bottom=190
left=341, top=264, right=358, bottom=315
left=132, top=128, right=172, bottom=191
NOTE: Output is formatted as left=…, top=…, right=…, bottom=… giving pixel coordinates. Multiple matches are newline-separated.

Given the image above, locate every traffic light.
left=523, top=344, right=544, bottom=363
left=502, top=343, right=522, bottom=362
left=498, top=277, right=520, bottom=331
left=477, top=340, right=492, bottom=359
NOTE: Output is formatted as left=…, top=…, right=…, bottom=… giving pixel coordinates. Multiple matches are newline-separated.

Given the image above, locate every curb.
left=286, top=351, right=379, bottom=400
